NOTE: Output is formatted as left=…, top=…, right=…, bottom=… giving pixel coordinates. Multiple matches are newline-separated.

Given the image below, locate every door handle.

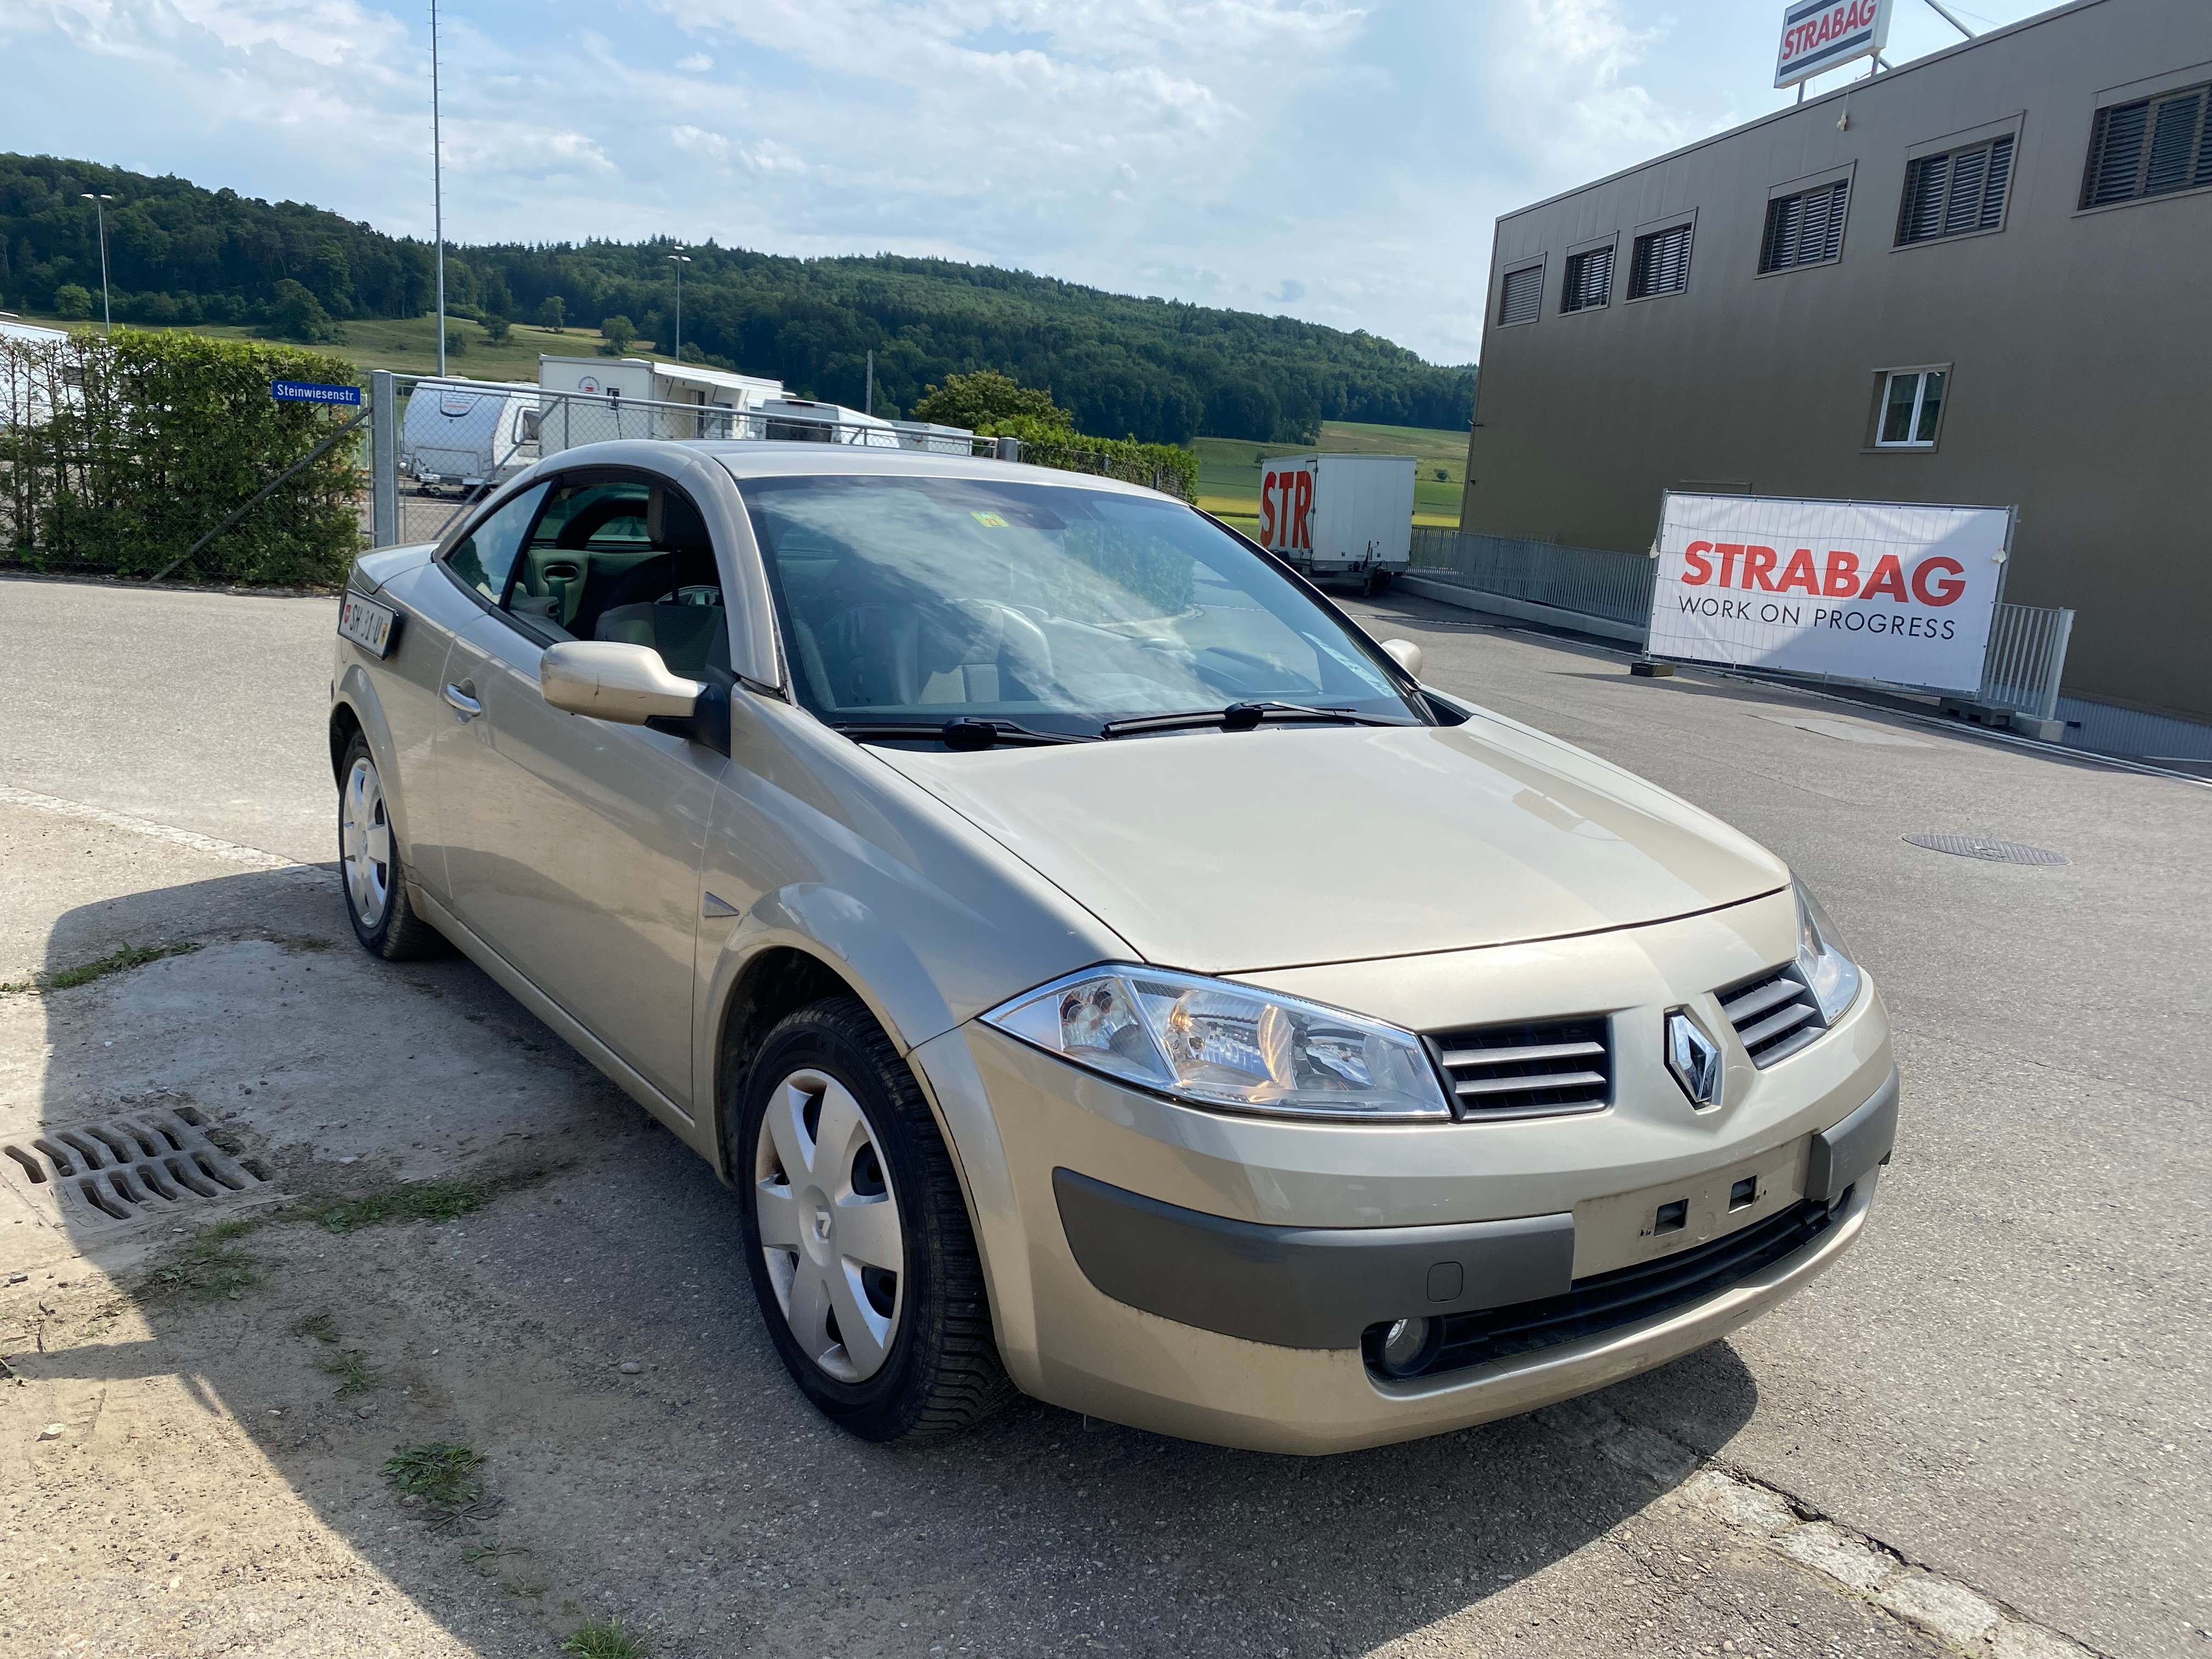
left=444, top=681, right=483, bottom=719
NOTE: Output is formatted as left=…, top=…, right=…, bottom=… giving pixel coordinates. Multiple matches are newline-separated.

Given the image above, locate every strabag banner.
left=1648, top=493, right=2012, bottom=693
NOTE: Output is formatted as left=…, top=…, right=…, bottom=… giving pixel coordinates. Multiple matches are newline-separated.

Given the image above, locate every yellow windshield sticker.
left=969, top=510, right=1010, bottom=528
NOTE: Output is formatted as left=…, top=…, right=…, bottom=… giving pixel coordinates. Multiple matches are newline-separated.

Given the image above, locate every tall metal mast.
left=432, top=0, right=446, bottom=376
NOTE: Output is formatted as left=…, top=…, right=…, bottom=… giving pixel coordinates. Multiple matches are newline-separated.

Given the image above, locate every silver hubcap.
left=754, top=1068, right=904, bottom=1383
left=340, top=757, right=392, bottom=928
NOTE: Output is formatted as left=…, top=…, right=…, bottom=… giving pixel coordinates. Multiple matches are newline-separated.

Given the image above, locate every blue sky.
left=2, top=0, right=2057, bottom=363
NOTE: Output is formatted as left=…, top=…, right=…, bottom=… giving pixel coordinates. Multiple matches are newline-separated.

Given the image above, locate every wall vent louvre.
left=1560, top=246, right=1613, bottom=313
left=1898, top=133, right=2014, bottom=245
left=1499, top=265, right=1543, bottom=325
left=2083, top=82, right=2211, bottom=207
left=1628, top=223, right=1692, bottom=298
left=1759, top=178, right=1849, bottom=273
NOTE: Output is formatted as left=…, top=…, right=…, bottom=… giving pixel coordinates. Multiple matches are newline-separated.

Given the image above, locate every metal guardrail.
left=1977, top=602, right=2074, bottom=721
left=1408, top=527, right=1656, bottom=625
left=1407, top=525, right=2078, bottom=727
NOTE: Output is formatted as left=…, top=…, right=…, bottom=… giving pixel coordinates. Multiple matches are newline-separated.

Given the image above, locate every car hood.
left=872, top=713, right=1788, bottom=974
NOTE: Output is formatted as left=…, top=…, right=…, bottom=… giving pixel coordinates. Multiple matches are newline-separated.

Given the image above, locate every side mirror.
left=1380, top=638, right=1423, bottom=679
left=541, top=641, right=702, bottom=725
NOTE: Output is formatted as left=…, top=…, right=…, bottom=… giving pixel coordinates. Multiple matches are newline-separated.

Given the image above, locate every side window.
left=445, top=482, right=550, bottom=602
left=501, top=472, right=727, bottom=677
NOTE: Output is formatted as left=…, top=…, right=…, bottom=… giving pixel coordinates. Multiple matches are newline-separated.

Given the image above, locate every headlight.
left=1793, top=879, right=1862, bottom=1024
left=981, top=965, right=1452, bottom=1121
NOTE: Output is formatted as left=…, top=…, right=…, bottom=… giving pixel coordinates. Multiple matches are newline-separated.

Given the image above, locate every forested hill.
left=0, top=153, right=1475, bottom=443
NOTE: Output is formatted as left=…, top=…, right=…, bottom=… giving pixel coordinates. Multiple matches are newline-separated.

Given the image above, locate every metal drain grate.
left=1903, top=833, right=2068, bottom=866
left=1, top=1107, right=269, bottom=1226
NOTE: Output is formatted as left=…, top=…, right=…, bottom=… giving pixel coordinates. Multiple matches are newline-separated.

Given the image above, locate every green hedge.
left=1, top=329, right=362, bottom=584
left=979, top=415, right=1198, bottom=503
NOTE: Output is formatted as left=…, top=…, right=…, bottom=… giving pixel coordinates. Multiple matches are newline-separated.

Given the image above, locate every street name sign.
left=270, top=380, right=363, bottom=407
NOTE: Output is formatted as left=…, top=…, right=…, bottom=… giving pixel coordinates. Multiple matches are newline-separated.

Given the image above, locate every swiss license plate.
left=337, top=592, right=400, bottom=658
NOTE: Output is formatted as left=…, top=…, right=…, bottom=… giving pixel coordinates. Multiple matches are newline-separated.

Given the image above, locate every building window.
left=1628, top=223, right=1692, bottom=298
left=1498, top=264, right=1543, bottom=326
left=1876, top=369, right=1946, bottom=448
left=2081, top=82, right=2212, bottom=207
left=1898, top=134, right=2016, bottom=243
left=1560, top=245, right=1613, bottom=312
left=1759, top=178, right=1850, bottom=272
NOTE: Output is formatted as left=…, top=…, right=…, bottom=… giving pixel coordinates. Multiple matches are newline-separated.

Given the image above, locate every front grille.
left=1373, top=1190, right=1847, bottom=1380
left=1719, top=963, right=1826, bottom=1066
left=1425, top=1016, right=1611, bottom=1120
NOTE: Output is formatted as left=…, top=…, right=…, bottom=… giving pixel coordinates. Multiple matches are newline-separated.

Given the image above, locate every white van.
left=402, top=380, right=543, bottom=493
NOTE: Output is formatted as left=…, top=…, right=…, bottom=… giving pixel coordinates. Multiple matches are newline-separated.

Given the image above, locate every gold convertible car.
left=330, top=439, right=1897, bottom=1453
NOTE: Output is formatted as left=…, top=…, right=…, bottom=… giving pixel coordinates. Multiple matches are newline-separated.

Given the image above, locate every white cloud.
left=0, top=0, right=2064, bottom=364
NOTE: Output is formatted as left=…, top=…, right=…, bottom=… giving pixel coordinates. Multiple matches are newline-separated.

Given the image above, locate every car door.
left=431, top=466, right=729, bottom=1110
left=403, top=478, right=554, bottom=896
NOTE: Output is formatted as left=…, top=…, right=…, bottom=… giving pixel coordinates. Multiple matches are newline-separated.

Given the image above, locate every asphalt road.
left=1, top=572, right=2204, bottom=1659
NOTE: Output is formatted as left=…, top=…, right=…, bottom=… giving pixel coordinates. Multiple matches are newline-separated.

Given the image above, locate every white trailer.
left=755, top=396, right=900, bottom=447
left=402, top=380, right=543, bottom=493
left=537, top=354, right=783, bottom=443
left=1255, top=453, right=1417, bottom=593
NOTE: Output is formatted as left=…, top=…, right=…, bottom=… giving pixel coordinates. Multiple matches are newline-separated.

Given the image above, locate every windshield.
left=738, top=473, right=1421, bottom=737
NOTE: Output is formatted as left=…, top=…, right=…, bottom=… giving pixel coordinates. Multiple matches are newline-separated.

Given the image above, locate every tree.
left=264, top=278, right=342, bottom=342
left=484, top=314, right=512, bottom=344
left=53, top=283, right=93, bottom=320
left=445, top=327, right=469, bottom=357
left=912, top=370, right=1070, bottom=432
left=597, top=314, right=636, bottom=355
left=536, top=295, right=566, bottom=331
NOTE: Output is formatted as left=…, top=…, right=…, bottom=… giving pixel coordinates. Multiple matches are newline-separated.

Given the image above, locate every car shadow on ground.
left=10, top=872, right=1764, bottom=1658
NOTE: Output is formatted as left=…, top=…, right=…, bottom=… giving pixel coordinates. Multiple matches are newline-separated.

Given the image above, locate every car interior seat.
left=583, top=486, right=729, bottom=677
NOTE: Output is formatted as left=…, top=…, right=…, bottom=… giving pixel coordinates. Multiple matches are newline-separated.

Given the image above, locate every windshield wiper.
left=830, top=718, right=1098, bottom=751
left=1100, top=701, right=1408, bottom=739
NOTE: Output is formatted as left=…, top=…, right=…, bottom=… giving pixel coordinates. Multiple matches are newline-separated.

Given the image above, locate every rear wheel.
left=338, top=732, right=449, bottom=961
left=736, top=996, right=1014, bottom=1442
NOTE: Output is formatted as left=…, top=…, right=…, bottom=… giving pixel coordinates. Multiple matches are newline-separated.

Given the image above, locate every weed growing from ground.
left=1, top=940, right=201, bottom=995
left=139, top=1216, right=263, bottom=1302
left=563, top=1619, right=650, bottom=1658
left=382, top=1441, right=487, bottom=1528
left=315, top=1346, right=377, bottom=1396
left=308, top=1180, right=488, bottom=1233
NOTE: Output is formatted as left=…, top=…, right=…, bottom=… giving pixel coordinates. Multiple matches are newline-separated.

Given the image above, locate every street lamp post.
left=80, top=193, right=115, bottom=335
left=431, top=0, right=446, bottom=376
left=668, top=250, right=691, bottom=362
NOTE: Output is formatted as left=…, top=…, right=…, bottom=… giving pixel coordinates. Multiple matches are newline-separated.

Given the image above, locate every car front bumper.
left=908, top=893, right=1896, bottom=1454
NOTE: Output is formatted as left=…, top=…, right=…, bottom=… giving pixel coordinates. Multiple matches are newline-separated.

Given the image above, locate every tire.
left=1364, top=567, right=1393, bottom=597
left=735, top=995, right=1014, bottom=1442
left=337, top=731, right=450, bottom=961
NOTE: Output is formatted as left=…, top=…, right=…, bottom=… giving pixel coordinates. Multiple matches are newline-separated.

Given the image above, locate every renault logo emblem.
left=1664, top=1009, right=1725, bottom=1108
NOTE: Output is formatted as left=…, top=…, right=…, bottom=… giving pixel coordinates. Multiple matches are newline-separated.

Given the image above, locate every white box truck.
left=1255, top=453, right=1417, bottom=593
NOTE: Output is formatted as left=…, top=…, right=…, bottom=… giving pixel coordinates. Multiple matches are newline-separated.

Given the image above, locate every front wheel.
left=337, top=732, right=449, bottom=961
left=736, top=996, right=1014, bottom=1442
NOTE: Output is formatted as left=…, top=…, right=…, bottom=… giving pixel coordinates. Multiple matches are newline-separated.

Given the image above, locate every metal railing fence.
left=369, top=373, right=1191, bottom=549
left=1407, top=527, right=1656, bottom=625
left=1977, top=602, right=2074, bottom=721
left=1405, top=526, right=2078, bottom=727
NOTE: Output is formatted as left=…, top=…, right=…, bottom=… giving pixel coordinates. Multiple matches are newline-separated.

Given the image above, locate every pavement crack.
left=1533, top=1398, right=2111, bottom=1658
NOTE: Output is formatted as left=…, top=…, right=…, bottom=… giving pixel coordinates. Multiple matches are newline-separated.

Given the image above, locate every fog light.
left=1376, top=1316, right=1434, bottom=1378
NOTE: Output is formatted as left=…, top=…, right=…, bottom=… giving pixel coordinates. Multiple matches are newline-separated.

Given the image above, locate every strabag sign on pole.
left=1647, top=492, right=2012, bottom=693
left=1775, top=0, right=1892, bottom=88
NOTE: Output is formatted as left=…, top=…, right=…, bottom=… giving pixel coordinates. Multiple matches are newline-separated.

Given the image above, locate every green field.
left=2, top=308, right=637, bottom=386
left=1197, top=420, right=1467, bottom=533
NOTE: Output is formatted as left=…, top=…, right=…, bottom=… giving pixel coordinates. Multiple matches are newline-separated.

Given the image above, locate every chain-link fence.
left=369, top=373, right=1193, bottom=549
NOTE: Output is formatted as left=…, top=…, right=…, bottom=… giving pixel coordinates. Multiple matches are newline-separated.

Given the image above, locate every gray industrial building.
left=1460, top=0, right=2211, bottom=741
